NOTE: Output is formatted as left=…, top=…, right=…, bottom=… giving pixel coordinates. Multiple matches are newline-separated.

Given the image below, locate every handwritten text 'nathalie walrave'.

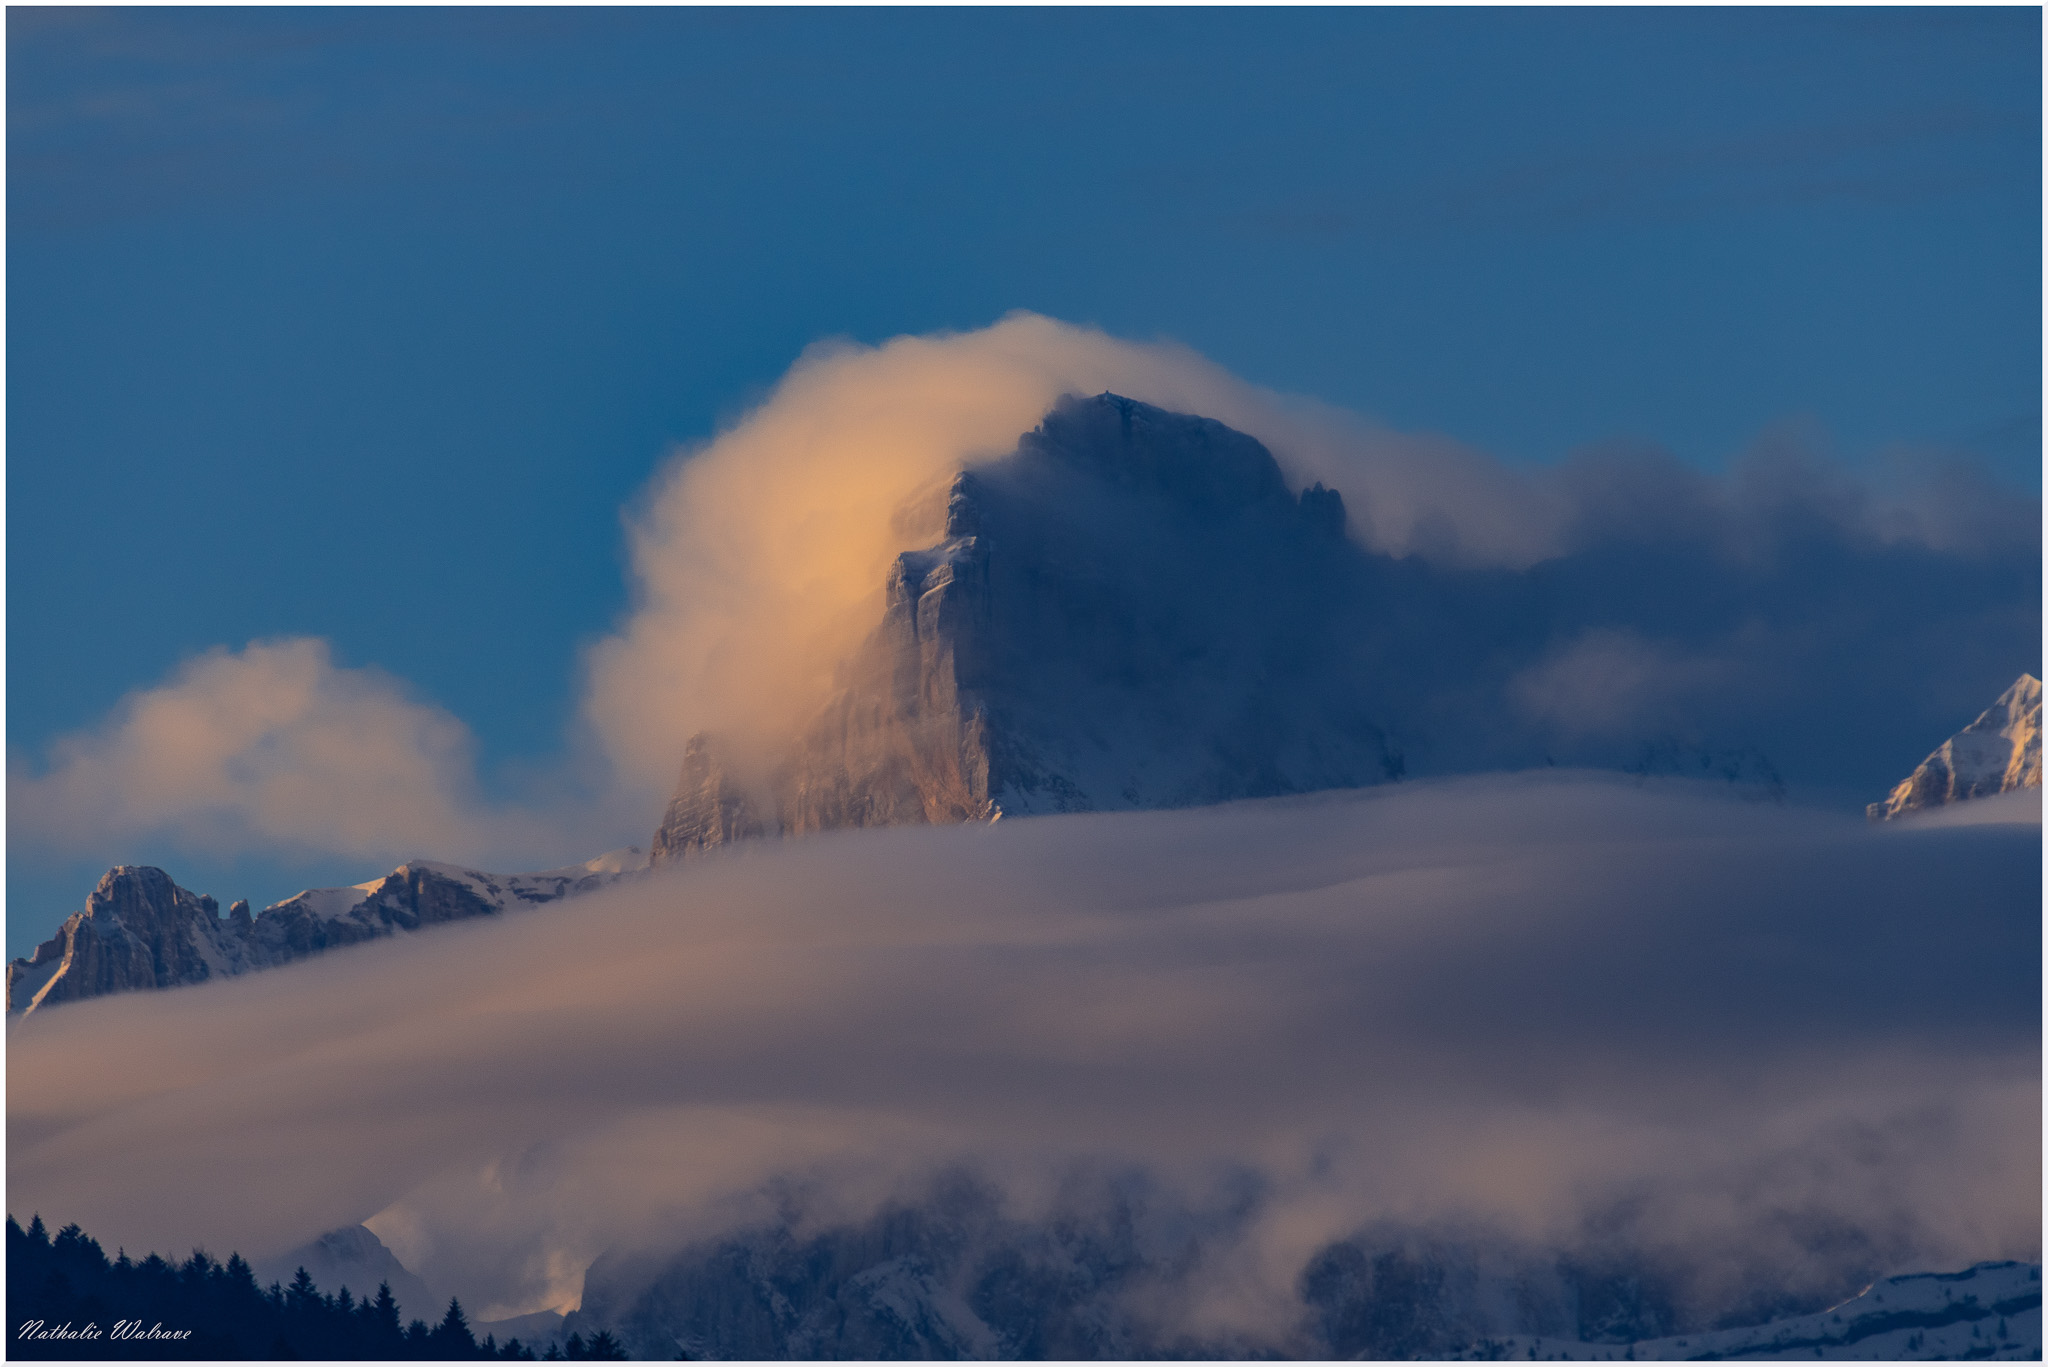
left=18, top=1319, right=194, bottom=1342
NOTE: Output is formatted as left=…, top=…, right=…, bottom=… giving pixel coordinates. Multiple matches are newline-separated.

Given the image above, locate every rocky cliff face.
left=7, top=849, right=646, bottom=1017
left=780, top=473, right=1001, bottom=837
left=651, top=736, right=766, bottom=864
left=4, top=867, right=238, bottom=1016
left=1867, top=674, right=2042, bottom=821
left=650, top=393, right=1404, bottom=864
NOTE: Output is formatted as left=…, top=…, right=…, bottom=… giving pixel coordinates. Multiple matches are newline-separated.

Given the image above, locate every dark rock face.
left=653, top=393, right=1407, bottom=858
left=9, top=852, right=644, bottom=1016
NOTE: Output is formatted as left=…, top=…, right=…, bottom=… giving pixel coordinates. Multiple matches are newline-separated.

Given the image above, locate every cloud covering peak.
left=580, top=312, right=1321, bottom=796
left=8, top=314, right=2038, bottom=872
left=578, top=312, right=2040, bottom=812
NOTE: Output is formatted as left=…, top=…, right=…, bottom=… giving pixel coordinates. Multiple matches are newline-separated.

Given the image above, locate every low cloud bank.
left=9, top=774, right=2037, bottom=1343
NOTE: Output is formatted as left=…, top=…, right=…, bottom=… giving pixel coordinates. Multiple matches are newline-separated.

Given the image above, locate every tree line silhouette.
left=8, top=1214, right=629, bottom=1360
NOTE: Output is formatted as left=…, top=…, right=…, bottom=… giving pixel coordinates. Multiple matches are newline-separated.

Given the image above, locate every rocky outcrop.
left=4, top=867, right=240, bottom=1017
left=1868, top=674, right=2042, bottom=821
left=650, top=736, right=766, bottom=865
left=653, top=393, right=1404, bottom=859
left=7, top=849, right=646, bottom=1017
left=780, top=473, right=1000, bottom=837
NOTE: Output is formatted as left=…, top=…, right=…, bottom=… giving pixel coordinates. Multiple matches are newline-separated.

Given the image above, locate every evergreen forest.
left=7, top=1214, right=630, bottom=1360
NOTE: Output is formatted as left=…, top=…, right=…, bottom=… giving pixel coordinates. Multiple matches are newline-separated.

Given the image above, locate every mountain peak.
left=1867, top=672, right=2043, bottom=821
left=650, top=395, right=1397, bottom=861
left=1024, top=391, right=1297, bottom=519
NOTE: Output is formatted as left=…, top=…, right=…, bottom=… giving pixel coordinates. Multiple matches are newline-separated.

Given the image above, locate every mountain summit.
left=1867, top=673, right=2042, bottom=821
left=653, top=393, right=1402, bottom=862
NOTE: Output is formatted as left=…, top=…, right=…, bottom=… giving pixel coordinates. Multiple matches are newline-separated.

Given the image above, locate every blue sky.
left=8, top=7, right=2041, bottom=954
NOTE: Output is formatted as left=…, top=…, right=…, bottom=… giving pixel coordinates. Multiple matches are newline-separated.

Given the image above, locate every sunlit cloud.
left=6, top=637, right=554, bottom=867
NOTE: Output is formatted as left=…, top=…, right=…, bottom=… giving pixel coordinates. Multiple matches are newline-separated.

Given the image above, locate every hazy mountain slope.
left=1868, top=674, right=2042, bottom=821
left=570, top=1175, right=2042, bottom=1361
left=255, top=1224, right=435, bottom=1322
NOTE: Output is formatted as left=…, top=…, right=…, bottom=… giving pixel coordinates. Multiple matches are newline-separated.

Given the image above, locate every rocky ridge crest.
left=6, top=849, right=645, bottom=1017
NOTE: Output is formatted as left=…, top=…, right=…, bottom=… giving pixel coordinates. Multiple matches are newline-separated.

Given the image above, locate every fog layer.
left=9, top=774, right=2037, bottom=1333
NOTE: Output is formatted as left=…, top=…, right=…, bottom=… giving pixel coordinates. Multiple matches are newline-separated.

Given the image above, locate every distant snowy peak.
left=264, top=849, right=649, bottom=934
left=5, top=848, right=647, bottom=1017
left=254, top=1225, right=433, bottom=1321
left=1868, top=674, right=2042, bottom=821
left=1449, top=1259, right=2042, bottom=1360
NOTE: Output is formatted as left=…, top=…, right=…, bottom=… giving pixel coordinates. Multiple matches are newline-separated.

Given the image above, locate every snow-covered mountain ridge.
left=1868, top=674, right=2041, bottom=821
left=1449, top=1260, right=2041, bottom=1360
left=5, top=849, right=645, bottom=1017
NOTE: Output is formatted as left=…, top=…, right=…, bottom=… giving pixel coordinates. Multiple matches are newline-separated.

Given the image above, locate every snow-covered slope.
left=1869, top=675, right=2042, bottom=821
left=1448, top=1260, right=2042, bottom=1360
left=6, top=849, right=647, bottom=1017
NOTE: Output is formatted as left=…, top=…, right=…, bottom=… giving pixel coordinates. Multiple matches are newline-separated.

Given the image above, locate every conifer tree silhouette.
left=582, top=1328, right=628, bottom=1359
left=6, top=1212, right=613, bottom=1359
left=372, top=1279, right=403, bottom=1340
left=432, top=1297, right=479, bottom=1356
